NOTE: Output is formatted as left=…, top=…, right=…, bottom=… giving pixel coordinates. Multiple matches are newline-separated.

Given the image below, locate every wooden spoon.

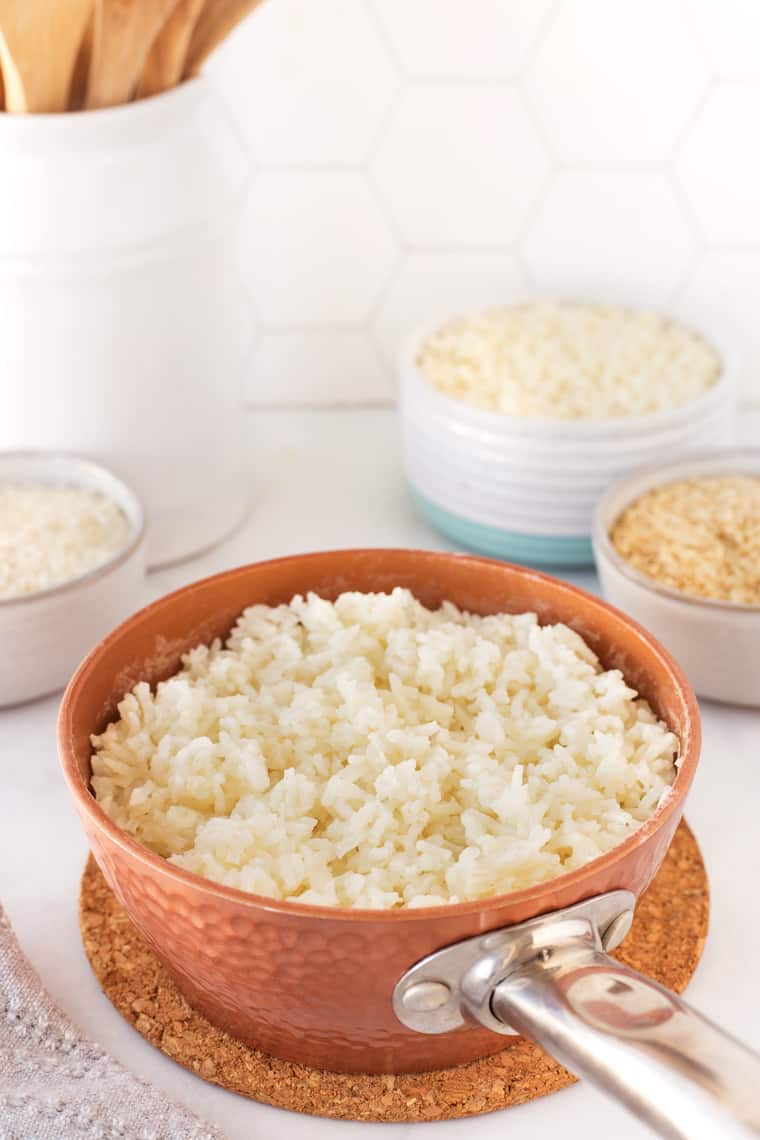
left=137, top=0, right=204, bottom=99
left=0, top=0, right=93, bottom=112
left=183, top=0, right=266, bottom=77
left=86, top=0, right=179, bottom=109
left=68, top=6, right=95, bottom=111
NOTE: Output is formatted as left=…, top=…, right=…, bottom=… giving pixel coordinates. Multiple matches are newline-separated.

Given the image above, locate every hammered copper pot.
left=59, top=550, right=700, bottom=1078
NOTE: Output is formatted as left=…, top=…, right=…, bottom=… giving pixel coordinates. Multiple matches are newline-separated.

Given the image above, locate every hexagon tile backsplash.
left=207, top=0, right=760, bottom=408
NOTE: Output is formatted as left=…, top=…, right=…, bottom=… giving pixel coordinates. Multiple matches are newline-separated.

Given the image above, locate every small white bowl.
left=593, top=449, right=760, bottom=707
left=0, top=452, right=146, bottom=707
left=401, top=306, right=736, bottom=567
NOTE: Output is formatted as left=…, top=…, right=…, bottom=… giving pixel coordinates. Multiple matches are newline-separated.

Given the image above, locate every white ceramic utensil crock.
left=0, top=78, right=251, bottom=567
left=0, top=451, right=145, bottom=707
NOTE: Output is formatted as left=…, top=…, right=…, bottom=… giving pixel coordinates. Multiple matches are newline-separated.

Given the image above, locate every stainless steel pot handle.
left=394, top=890, right=760, bottom=1140
left=493, top=947, right=760, bottom=1140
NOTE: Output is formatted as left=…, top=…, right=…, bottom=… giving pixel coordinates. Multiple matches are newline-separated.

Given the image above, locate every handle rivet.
left=602, top=909, right=634, bottom=951
left=401, top=981, right=451, bottom=1012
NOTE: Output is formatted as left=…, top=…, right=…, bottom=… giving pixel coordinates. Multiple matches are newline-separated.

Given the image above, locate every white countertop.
left=2, top=408, right=759, bottom=1140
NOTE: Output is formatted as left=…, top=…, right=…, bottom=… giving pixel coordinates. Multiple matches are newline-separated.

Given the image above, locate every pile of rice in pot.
left=92, top=589, right=678, bottom=909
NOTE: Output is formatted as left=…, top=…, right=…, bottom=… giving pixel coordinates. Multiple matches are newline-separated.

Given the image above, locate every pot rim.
left=58, top=549, right=700, bottom=924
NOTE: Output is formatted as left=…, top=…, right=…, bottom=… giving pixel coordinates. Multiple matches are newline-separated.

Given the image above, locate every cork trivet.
left=79, top=820, right=708, bottom=1123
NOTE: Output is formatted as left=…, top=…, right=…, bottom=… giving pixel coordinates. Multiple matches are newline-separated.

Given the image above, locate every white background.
left=204, top=0, right=760, bottom=409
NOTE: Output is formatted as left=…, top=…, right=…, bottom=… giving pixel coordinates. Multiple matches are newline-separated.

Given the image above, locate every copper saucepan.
left=58, top=550, right=760, bottom=1138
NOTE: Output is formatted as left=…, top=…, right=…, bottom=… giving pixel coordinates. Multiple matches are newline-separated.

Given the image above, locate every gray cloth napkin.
left=0, top=906, right=225, bottom=1140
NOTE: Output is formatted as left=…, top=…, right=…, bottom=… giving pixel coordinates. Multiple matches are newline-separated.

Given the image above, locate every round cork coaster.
left=79, top=820, right=708, bottom=1123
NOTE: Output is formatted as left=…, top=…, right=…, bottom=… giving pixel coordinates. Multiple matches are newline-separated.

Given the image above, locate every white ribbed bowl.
left=593, top=449, right=760, bottom=706
left=400, top=309, right=736, bottom=566
left=0, top=452, right=146, bottom=707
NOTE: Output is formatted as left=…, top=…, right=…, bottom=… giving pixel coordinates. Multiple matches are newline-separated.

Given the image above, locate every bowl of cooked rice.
left=593, top=449, right=760, bottom=706
left=58, top=549, right=700, bottom=1079
left=401, top=301, right=735, bottom=567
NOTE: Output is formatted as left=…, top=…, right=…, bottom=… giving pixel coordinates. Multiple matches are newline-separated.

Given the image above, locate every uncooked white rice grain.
left=0, top=484, right=131, bottom=600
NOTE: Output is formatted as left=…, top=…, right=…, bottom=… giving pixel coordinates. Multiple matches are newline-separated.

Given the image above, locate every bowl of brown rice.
left=593, top=449, right=760, bottom=706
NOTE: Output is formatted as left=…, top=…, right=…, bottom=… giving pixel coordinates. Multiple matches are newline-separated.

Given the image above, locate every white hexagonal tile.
left=247, top=331, right=390, bottom=404
left=526, top=0, right=707, bottom=161
left=522, top=172, right=695, bottom=307
left=371, top=86, right=549, bottom=247
left=676, top=84, right=760, bottom=246
left=689, top=0, right=760, bottom=77
left=678, top=252, right=760, bottom=403
left=241, top=173, right=399, bottom=325
left=373, top=252, right=525, bottom=373
left=369, top=0, right=553, bottom=79
left=207, top=0, right=398, bottom=164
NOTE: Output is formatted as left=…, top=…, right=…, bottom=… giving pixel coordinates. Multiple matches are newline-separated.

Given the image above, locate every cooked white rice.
left=91, top=589, right=678, bottom=909
left=416, top=303, right=720, bottom=418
